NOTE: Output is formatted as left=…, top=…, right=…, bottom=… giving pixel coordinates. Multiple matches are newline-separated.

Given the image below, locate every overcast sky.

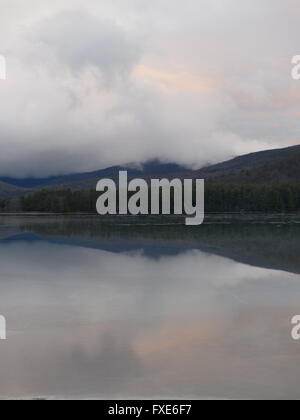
left=0, top=0, right=299, bottom=177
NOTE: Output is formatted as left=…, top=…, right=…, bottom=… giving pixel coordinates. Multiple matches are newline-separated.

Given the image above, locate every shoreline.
left=1, top=212, right=300, bottom=224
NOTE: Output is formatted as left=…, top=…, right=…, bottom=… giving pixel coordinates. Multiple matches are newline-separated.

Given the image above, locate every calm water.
left=0, top=216, right=300, bottom=399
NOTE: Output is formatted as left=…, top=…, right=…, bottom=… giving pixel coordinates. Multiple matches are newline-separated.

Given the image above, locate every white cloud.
left=0, top=0, right=299, bottom=176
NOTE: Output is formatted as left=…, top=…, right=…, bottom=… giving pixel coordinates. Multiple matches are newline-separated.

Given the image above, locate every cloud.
left=0, top=0, right=299, bottom=177
left=35, top=11, right=140, bottom=84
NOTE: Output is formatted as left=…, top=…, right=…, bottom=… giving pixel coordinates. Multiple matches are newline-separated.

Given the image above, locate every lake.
left=0, top=215, right=300, bottom=399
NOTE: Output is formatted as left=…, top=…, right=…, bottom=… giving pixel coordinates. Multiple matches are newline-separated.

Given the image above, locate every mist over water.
left=0, top=217, right=300, bottom=399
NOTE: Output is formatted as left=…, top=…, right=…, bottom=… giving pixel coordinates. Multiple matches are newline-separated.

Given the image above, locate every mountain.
left=0, top=162, right=189, bottom=192
left=0, top=145, right=299, bottom=195
left=196, top=145, right=300, bottom=184
left=0, top=181, right=25, bottom=197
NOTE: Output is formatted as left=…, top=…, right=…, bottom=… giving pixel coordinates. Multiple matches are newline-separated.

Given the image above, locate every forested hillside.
left=19, top=183, right=300, bottom=214
left=1, top=145, right=300, bottom=213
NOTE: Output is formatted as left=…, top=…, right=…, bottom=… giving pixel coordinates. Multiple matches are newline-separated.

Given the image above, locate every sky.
left=0, top=0, right=299, bottom=177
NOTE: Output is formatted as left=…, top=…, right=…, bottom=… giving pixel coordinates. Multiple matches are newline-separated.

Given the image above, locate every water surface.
left=0, top=216, right=300, bottom=399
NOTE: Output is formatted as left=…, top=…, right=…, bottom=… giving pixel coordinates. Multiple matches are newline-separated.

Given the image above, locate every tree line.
left=16, top=183, right=300, bottom=213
